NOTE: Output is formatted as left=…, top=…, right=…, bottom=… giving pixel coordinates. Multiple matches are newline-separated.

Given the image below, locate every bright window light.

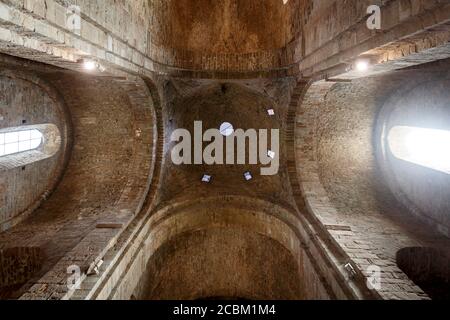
left=0, top=129, right=43, bottom=157
left=388, top=126, right=450, bottom=174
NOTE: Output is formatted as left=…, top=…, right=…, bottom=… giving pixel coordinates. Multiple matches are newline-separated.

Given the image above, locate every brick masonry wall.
left=0, top=0, right=448, bottom=77
left=299, top=0, right=450, bottom=78
left=134, top=228, right=303, bottom=300
left=0, top=70, right=70, bottom=232
left=0, top=0, right=300, bottom=74
left=83, top=197, right=334, bottom=300
left=0, top=58, right=157, bottom=299
left=396, top=247, right=450, bottom=300
left=0, top=247, right=43, bottom=288
left=291, top=68, right=450, bottom=300
left=68, top=77, right=376, bottom=301
left=0, top=0, right=449, bottom=301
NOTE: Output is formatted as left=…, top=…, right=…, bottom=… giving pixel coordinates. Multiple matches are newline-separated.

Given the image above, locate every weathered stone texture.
left=0, top=0, right=449, bottom=301
left=0, top=70, right=69, bottom=232
left=0, top=57, right=156, bottom=299
left=291, top=66, right=450, bottom=300
left=0, top=0, right=448, bottom=77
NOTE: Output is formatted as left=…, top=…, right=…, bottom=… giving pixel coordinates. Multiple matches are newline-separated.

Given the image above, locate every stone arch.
left=0, top=70, right=72, bottom=232
left=288, top=68, right=450, bottom=300
left=134, top=228, right=304, bottom=300
left=93, top=196, right=342, bottom=300
left=144, top=0, right=305, bottom=73
left=375, top=75, right=450, bottom=237
left=0, top=73, right=160, bottom=300
left=0, top=247, right=44, bottom=299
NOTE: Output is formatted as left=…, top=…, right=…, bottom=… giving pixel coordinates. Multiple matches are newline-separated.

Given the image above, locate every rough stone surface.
left=0, top=69, right=70, bottom=232
left=0, top=56, right=156, bottom=299
left=291, top=66, right=450, bottom=300
left=0, top=0, right=449, bottom=301
left=134, top=228, right=303, bottom=300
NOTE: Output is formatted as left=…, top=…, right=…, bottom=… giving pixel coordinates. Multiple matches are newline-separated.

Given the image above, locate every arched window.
left=0, top=129, right=43, bottom=157
left=388, top=126, right=450, bottom=174
left=0, top=124, right=61, bottom=170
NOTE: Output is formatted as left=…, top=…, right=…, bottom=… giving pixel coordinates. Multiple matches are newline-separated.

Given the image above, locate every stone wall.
left=0, top=0, right=449, bottom=301
left=299, top=0, right=450, bottom=77
left=0, top=69, right=70, bottom=232
left=291, top=64, right=450, bottom=300
left=0, top=0, right=448, bottom=77
left=0, top=55, right=157, bottom=300
left=134, top=228, right=303, bottom=300
left=79, top=197, right=335, bottom=300
left=0, top=247, right=43, bottom=299
left=397, top=247, right=450, bottom=300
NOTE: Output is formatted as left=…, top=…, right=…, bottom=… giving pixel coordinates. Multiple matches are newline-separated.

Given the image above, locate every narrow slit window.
left=388, top=126, right=450, bottom=174
left=0, top=129, right=43, bottom=157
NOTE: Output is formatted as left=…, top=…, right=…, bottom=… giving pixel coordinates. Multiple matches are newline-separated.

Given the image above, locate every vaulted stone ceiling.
left=156, top=80, right=297, bottom=211
left=148, top=0, right=302, bottom=54
left=0, top=0, right=450, bottom=301
left=139, top=0, right=308, bottom=73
